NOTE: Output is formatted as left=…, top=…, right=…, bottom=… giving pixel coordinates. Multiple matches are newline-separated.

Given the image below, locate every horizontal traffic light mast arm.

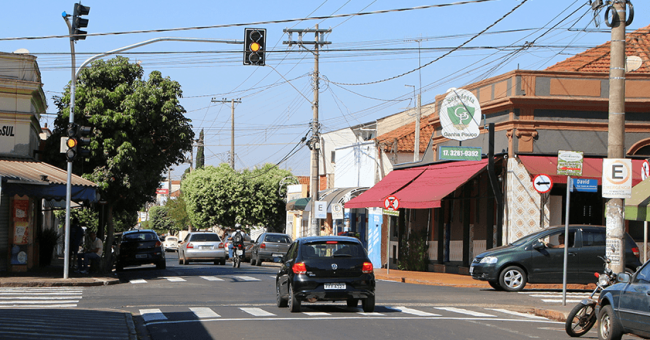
left=75, top=37, right=243, bottom=79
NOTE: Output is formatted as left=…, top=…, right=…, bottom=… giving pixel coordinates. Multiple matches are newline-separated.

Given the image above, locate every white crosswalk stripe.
left=240, top=307, right=275, bottom=316
left=435, top=307, right=496, bottom=317
left=518, top=291, right=592, bottom=304
left=357, top=312, right=384, bottom=316
left=140, top=309, right=167, bottom=322
left=201, top=276, right=224, bottom=281
left=0, top=287, right=82, bottom=308
left=190, top=307, right=220, bottom=318
left=164, top=277, right=186, bottom=282
left=486, top=308, right=549, bottom=320
left=130, top=279, right=147, bottom=284
left=303, top=312, right=331, bottom=316
left=390, top=306, right=440, bottom=316
left=234, top=276, right=260, bottom=281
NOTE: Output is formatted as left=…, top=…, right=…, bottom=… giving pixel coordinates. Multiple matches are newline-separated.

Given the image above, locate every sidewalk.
left=374, top=268, right=595, bottom=322
left=0, top=256, right=120, bottom=287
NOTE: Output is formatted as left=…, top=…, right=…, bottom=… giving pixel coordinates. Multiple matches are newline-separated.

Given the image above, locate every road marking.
left=164, top=277, right=187, bottom=282
left=541, top=299, right=583, bottom=303
left=303, top=312, right=331, bottom=316
left=0, top=287, right=83, bottom=308
left=234, top=276, right=260, bottom=281
left=190, top=307, right=220, bottom=318
left=486, top=308, right=548, bottom=320
left=358, top=312, right=384, bottom=316
left=140, top=309, right=167, bottom=322
left=391, top=306, right=440, bottom=317
left=435, top=307, right=496, bottom=317
left=240, top=308, right=275, bottom=316
left=201, top=276, right=224, bottom=281
left=130, top=279, right=147, bottom=284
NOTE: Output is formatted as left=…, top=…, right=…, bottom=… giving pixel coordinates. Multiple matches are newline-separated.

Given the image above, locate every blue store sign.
left=571, top=178, right=598, bottom=193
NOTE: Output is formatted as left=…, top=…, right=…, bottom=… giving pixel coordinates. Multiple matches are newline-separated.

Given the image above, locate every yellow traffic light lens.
left=250, top=42, right=261, bottom=52
left=67, top=138, right=78, bottom=148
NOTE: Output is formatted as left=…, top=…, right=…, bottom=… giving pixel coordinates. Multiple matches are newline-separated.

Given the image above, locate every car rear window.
left=166, top=237, right=178, bottom=242
left=301, top=241, right=365, bottom=258
left=265, top=235, right=291, bottom=243
left=190, top=234, right=221, bottom=242
left=124, top=232, right=157, bottom=241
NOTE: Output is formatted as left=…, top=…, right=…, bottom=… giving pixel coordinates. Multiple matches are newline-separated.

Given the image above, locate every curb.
left=0, top=278, right=120, bottom=287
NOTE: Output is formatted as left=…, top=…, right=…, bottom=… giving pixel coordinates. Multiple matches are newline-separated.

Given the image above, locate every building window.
left=331, top=151, right=336, bottom=163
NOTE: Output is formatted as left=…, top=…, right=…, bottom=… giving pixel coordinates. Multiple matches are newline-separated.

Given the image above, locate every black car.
left=115, top=230, right=166, bottom=271
left=275, top=236, right=376, bottom=313
left=470, top=225, right=641, bottom=291
left=597, top=260, right=650, bottom=340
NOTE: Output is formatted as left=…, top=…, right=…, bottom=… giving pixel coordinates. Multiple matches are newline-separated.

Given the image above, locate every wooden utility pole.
left=211, top=98, right=241, bottom=169
left=284, top=26, right=331, bottom=237
left=605, top=1, right=628, bottom=274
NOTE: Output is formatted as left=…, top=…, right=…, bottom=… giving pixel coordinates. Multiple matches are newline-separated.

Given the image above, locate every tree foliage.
left=183, top=164, right=292, bottom=231
left=165, top=192, right=189, bottom=234
left=43, top=56, right=194, bottom=271
left=149, top=205, right=174, bottom=232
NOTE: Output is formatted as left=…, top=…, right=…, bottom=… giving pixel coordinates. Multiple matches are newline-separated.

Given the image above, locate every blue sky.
left=2, top=1, right=647, bottom=179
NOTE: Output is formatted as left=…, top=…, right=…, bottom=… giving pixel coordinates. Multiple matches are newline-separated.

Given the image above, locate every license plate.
left=272, top=253, right=283, bottom=257
left=324, top=283, right=346, bottom=290
left=136, top=254, right=147, bottom=259
left=236, top=250, right=243, bottom=255
left=200, top=246, right=213, bottom=250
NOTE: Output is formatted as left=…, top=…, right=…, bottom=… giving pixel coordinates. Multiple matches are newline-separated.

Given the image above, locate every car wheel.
left=598, top=305, right=623, bottom=340
left=347, top=299, right=358, bottom=307
left=156, top=260, right=166, bottom=270
left=488, top=280, right=504, bottom=291
left=214, top=260, right=220, bottom=265
left=288, top=282, right=301, bottom=313
left=499, top=266, right=527, bottom=292
left=362, top=295, right=375, bottom=312
left=220, top=259, right=226, bottom=265
left=276, top=282, right=288, bottom=307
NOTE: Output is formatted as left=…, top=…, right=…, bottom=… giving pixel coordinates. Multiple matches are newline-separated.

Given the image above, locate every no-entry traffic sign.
left=532, top=174, right=553, bottom=194
left=384, top=196, right=400, bottom=211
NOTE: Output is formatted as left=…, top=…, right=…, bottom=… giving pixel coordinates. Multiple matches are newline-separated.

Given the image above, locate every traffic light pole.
left=283, top=26, right=331, bottom=237
left=211, top=98, right=242, bottom=169
left=60, top=34, right=243, bottom=279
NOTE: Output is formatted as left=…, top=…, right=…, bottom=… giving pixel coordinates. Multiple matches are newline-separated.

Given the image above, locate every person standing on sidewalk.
left=77, top=232, right=103, bottom=274
left=70, top=220, right=84, bottom=270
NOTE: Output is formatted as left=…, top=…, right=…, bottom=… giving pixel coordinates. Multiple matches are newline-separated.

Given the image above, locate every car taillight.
left=186, top=242, right=193, bottom=249
left=326, top=241, right=338, bottom=244
left=155, top=241, right=162, bottom=247
left=632, top=246, right=640, bottom=258
left=238, top=244, right=243, bottom=249
left=362, top=262, right=373, bottom=274
left=292, top=262, right=307, bottom=274
left=261, top=243, right=266, bottom=249
left=218, top=243, right=224, bottom=248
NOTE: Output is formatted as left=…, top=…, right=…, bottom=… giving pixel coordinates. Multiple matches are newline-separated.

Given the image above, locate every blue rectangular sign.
left=571, top=178, right=598, bottom=193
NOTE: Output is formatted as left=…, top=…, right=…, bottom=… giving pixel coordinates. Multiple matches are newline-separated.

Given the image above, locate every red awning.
left=344, top=167, right=426, bottom=209
left=393, top=159, right=488, bottom=209
left=519, top=155, right=645, bottom=186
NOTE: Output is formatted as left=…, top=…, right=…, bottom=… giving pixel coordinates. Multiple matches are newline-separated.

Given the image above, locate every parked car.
left=179, top=232, right=226, bottom=265
left=250, top=232, right=292, bottom=266
left=597, top=260, right=650, bottom=340
left=275, top=236, right=376, bottom=313
left=470, top=225, right=641, bottom=291
left=163, top=236, right=179, bottom=252
left=115, top=230, right=166, bottom=271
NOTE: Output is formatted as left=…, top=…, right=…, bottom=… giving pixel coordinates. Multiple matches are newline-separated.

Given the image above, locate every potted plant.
left=38, top=227, right=61, bottom=267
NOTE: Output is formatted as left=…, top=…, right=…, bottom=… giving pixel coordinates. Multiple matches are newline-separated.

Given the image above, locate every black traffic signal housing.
left=244, top=28, right=266, bottom=66
left=77, top=125, right=93, bottom=158
left=66, top=123, right=79, bottom=162
left=71, top=3, right=90, bottom=41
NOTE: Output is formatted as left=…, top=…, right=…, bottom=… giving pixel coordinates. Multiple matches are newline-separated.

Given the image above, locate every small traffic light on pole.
left=71, top=3, right=90, bottom=41
left=66, top=123, right=79, bottom=162
left=244, top=28, right=266, bottom=66
left=77, top=125, right=93, bottom=158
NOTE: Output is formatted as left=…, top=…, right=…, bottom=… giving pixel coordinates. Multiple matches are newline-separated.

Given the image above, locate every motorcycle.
left=565, top=256, right=617, bottom=337
left=232, top=243, right=244, bottom=268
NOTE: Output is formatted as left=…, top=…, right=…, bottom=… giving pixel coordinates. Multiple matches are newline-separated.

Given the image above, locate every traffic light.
left=244, top=28, right=266, bottom=66
left=71, top=3, right=90, bottom=41
left=66, top=123, right=78, bottom=162
left=77, top=125, right=93, bottom=158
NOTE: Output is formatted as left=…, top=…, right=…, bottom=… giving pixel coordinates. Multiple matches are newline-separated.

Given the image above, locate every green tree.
left=44, top=56, right=194, bottom=272
left=196, top=128, right=205, bottom=169
left=149, top=205, right=174, bottom=232
left=165, top=192, right=189, bottom=234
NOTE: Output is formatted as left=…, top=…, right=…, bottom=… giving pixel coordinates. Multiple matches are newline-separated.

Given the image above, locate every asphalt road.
left=70, top=252, right=639, bottom=340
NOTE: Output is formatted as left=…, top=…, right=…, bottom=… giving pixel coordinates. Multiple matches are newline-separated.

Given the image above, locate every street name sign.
left=602, top=158, right=632, bottom=198
left=571, top=178, right=598, bottom=193
left=532, top=174, right=553, bottom=194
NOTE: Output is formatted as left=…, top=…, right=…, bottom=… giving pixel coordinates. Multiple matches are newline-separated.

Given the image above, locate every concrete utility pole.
left=414, top=94, right=421, bottom=162
left=605, top=1, right=628, bottom=274
left=211, top=98, right=242, bottom=169
left=284, top=25, right=331, bottom=237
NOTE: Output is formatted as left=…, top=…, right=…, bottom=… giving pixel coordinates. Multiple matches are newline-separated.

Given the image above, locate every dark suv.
left=470, top=225, right=641, bottom=291
left=276, top=236, right=376, bottom=313
left=115, top=230, right=166, bottom=271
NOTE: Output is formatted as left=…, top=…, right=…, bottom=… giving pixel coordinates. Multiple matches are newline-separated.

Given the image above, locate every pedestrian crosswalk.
left=518, top=290, right=593, bottom=304
left=128, top=275, right=264, bottom=284
left=137, top=305, right=551, bottom=324
left=0, top=287, right=83, bottom=308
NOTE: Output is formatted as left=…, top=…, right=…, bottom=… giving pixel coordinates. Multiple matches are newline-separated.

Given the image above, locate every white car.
left=163, top=236, right=179, bottom=252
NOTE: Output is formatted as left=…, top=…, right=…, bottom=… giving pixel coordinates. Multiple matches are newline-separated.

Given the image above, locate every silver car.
left=250, top=232, right=292, bottom=266
left=179, top=232, right=227, bottom=265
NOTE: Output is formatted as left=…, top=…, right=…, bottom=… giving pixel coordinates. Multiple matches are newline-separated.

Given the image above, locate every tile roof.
left=376, top=115, right=434, bottom=153
left=545, top=24, right=650, bottom=73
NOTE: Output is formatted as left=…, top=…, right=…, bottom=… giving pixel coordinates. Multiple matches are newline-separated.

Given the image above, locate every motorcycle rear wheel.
left=565, top=303, right=597, bottom=337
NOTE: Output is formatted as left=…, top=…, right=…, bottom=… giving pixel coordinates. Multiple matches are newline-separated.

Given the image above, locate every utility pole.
left=284, top=25, right=331, bottom=237
left=414, top=94, right=421, bottom=162
left=211, top=98, right=241, bottom=169
left=168, top=168, right=172, bottom=202
left=605, top=1, right=629, bottom=274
